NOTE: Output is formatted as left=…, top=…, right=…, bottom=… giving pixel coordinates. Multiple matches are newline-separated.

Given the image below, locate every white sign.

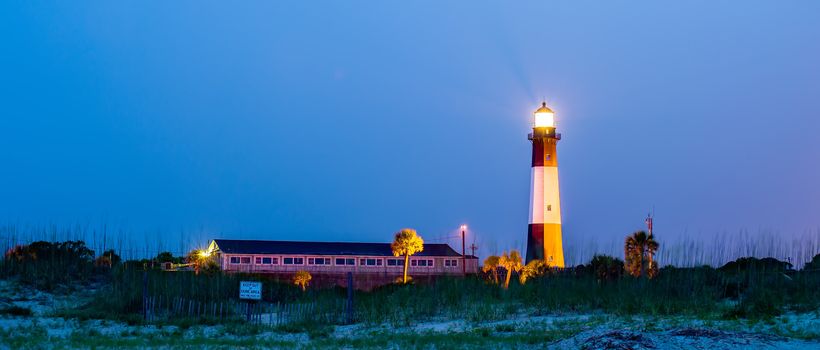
left=239, top=281, right=262, bottom=300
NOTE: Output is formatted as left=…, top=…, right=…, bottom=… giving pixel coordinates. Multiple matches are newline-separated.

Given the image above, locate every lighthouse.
left=525, top=102, right=565, bottom=267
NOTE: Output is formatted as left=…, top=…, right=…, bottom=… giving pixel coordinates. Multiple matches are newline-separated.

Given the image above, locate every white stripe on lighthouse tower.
left=528, top=167, right=562, bottom=225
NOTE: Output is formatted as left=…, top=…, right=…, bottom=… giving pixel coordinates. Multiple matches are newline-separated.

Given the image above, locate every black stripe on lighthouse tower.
left=526, top=224, right=545, bottom=262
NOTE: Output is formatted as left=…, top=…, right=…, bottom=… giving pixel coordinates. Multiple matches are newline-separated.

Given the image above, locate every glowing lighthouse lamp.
left=525, top=102, right=565, bottom=267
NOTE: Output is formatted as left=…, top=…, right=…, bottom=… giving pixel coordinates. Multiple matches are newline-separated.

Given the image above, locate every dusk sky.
left=2, top=2, right=819, bottom=261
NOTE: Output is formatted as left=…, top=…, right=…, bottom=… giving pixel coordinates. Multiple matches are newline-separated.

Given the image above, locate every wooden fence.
left=143, top=296, right=349, bottom=326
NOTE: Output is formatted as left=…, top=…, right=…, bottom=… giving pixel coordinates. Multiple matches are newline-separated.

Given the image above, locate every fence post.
left=142, top=270, right=148, bottom=321
left=346, top=271, right=353, bottom=324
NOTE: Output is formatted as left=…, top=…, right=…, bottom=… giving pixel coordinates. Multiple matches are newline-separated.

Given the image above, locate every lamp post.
left=460, top=224, right=467, bottom=275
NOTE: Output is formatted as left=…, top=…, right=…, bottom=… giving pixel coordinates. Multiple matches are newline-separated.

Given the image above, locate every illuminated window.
left=547, top=205, right=552, bottom=211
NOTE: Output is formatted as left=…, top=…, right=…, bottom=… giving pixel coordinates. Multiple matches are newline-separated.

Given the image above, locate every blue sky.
left=2, top=2, right=819, bottom=260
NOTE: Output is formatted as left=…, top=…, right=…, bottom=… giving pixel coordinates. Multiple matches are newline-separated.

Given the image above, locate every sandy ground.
left=1, top=280, right=819, bottom=349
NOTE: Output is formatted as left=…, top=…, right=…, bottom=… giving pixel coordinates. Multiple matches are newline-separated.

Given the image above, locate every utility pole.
left=460, top=225, right=467, bottom=275
left=470, top=243, right=478, bottom=257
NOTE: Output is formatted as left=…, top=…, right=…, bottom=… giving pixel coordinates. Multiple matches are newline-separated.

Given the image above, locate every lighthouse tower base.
left=526, top=224, right=564, bottom=267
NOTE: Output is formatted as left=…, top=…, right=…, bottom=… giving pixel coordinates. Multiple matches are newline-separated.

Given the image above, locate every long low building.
left=207, top=239, right=479, bottom=277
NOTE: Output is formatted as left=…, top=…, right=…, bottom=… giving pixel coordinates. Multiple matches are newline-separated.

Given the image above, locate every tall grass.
left=1, top=224, right=819, bottom=325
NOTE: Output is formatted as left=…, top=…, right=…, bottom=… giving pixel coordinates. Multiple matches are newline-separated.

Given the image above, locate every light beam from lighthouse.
left=526, top=102, right=565, bottom=267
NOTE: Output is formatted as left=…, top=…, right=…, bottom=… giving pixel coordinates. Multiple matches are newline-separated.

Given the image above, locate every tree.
left=519, top=259, right=549, bottom=285
left=588, top=255, right=624, bottom=283
left=803, top=254, right=820, bottom=272
left=94, top=249, right=121, bottom=268
left=499, top=250, right=523, bottom=289
left=482, top=255, right=501, bottom=284
left=391, top=228, right=424, bottom=284
left=624, top=231, right=659, bottom=279
left=155, top=252, right=178, bottom=263
left=186, top=249, right=213, bottom=275
left=293, top=270, right=312, bottom=291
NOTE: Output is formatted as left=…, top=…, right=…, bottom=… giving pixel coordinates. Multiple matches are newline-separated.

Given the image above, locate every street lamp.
left=460, top=224, right=467, bottom=275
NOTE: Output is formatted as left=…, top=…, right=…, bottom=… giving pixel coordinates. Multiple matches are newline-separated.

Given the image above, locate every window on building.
left=336, top=258, right=355, bottom=266
left=240, top=257, right=251, bottom=264
left=309, top=258, right=331, bottom=265
left=387, top=258, right=404, bottom=266
left=230, top=257, right=240, bottom=264
left=284, top=257, right=304, bottom=265
left=411, top=259, right=434, bottom=267
left=360, top=258, right=382, bottom=266
left=547, top=205, right=552, bottom=211
left=255, top=257, right=262, bottom=264
left=271, top=257, right=278, bottom=265
left=445, top=259, right=458, bottom=267
left=262, top=257, right=272, bottom=264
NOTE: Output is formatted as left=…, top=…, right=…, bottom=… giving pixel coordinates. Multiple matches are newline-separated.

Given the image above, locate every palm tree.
left=482, top=255, right=501, bottom=284
left=391, top=228, right=424, bottom=284
left=499, top=250, right=523, bottom=289
left=624, top=231, right=659, bottom=278
left=293, top=270, right=312, bottom=291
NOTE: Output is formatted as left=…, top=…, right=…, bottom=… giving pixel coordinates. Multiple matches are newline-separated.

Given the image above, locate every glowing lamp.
left=534, top=102, right=555, bottom=128
left=460, top=224, right=467, bottom=231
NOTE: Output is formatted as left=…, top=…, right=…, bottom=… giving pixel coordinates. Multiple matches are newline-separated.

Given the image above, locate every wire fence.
left=143, top=296, right=350, bottom=326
